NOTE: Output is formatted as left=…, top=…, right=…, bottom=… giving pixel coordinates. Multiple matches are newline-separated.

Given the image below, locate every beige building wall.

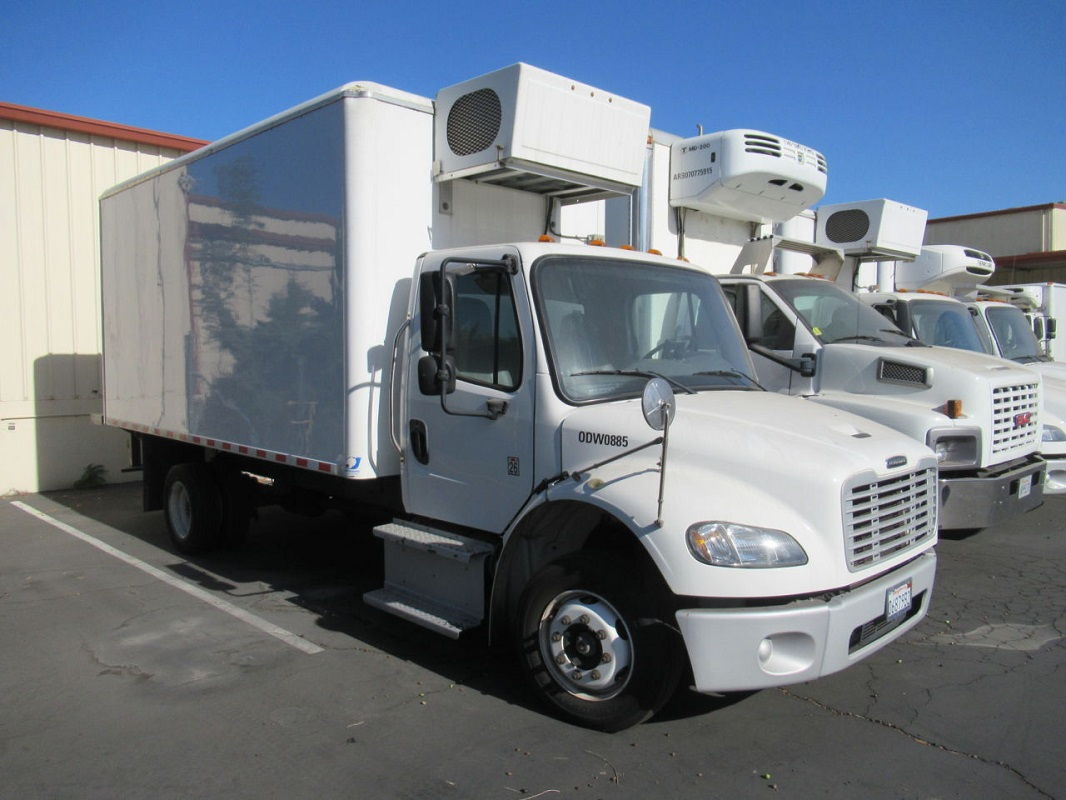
left=924, top=204, right=1064, bottom=257
left=0, top=103, right=204, bottom=494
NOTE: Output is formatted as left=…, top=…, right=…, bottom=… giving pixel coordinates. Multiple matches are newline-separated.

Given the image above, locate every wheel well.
left=489, top=500, right=669, bottom=643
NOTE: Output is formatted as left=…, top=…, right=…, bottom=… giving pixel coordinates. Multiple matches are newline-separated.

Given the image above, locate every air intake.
left=824, top=209, right=871, bottom=243
left=878, top=359, right=929, bottom=386
left=445, top=88, right=502, bottom=157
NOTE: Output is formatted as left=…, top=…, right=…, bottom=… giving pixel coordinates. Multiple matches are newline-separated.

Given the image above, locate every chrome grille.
left=991, top=382, right=1040, bottom=454
left=844, top=468, right=937, bottom=571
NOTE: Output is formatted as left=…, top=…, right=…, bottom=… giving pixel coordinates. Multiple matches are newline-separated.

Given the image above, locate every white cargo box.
left=434, top=63, right=651, bottom=201
left=668, top=129, right=827, bottom=223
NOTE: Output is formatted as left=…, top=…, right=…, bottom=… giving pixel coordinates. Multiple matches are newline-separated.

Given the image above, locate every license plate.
left=1019, top=475, right=1032, bottom=499
left=886, top=580, right=913, bottom=624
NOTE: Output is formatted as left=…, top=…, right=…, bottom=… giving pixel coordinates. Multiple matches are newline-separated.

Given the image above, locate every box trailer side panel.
left=103, top=99, right=353, bottom=472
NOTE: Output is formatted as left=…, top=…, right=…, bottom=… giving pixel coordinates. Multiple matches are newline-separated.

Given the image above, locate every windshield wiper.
left=692, top=370, right=765, bottom=390
left=570, top=369, right=697, bottom=394
left=827, top=334, right=886, bottom=344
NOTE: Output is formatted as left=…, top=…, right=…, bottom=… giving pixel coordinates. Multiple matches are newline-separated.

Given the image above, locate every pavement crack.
left=778, top=687, right=1054, bottom=799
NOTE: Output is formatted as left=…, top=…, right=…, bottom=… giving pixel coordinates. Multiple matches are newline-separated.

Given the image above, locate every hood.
left=560, top=390, right=933, bottom=489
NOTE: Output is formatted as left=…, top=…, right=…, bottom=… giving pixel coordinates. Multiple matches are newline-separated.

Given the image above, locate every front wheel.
left=515, top=554, right=683, bottom=732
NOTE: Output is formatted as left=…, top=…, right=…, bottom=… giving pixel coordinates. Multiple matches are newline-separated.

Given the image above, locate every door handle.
left=409, top=419, right=429, bottom=465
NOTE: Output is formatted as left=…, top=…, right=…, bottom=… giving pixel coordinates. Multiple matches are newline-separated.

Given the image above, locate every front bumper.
left=675, top=550, right=936, bottom=693
left=938, top=454, right=1045, bottom=529
left=1042, top=456, right=1066, bottom=495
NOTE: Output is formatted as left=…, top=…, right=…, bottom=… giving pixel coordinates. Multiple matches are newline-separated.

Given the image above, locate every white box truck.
left=855, top=246, right=1066, bottom=493
left=101, top=66, right=938, bottom=731
left=990, top=282, right=1066, bottom=361
left=624, top=130, right=1045, bottom=530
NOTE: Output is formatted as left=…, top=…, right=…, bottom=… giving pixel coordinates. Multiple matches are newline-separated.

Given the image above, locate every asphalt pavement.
left=1, top=483, right=1062, bottom=799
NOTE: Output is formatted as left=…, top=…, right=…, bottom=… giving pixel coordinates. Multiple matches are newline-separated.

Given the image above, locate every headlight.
left=1042, top=424, right=1066, bottom=443
left=927, top=428, right=980, bottom=469
left=686, top=522, right=807, bottom=568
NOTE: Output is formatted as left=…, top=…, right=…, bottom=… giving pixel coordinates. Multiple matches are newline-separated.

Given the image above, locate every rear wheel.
left=516, top=554, right=683, bottom=732
left=163, top=463, right=223, bottom=554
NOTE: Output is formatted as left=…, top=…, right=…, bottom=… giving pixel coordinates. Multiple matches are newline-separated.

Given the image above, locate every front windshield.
left=534, top=256, right=757, bottom=402
left=985, top=305, right=1043, bottom=361
left=909, top=299, right=986, bottom=353
left=772, top=279, right=914, bottom=346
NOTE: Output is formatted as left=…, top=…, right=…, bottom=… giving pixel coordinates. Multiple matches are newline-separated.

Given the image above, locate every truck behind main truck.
left=854, top=244, right=1066, bottom=493
left=614, top=132, right=1045, bottom=531
left=100, top=65, right=938, bottom=731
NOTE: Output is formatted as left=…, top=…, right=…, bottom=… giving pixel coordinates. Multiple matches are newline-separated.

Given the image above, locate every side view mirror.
left=1048, top=317, right=1058, bottom=340
left=418, top=354, right=456, bottom=396
left=799, top=352, right=817, bottom=378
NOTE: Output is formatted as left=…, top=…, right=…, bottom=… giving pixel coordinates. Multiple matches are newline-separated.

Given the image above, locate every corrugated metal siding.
left=1, top=117, right=187, bottom=492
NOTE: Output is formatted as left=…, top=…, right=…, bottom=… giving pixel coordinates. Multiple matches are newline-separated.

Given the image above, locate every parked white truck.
left=856, top=245, right=1066, bottom=493
left=992, top=282, right=1066, bottom=361
left=100, top=65, right=939, bottom=731
left=626, top=131, right=1045, bottom=530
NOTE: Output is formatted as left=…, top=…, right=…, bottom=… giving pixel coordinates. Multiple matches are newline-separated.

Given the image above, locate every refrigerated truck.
left=100, top=65, right=938, bottom=731
left=856, top=293, right=1066, bottom=494
left=625, top=130, right=1044, bottom=530
left=989, top=283, right=1066, bottom=361
left=853, top=246, right=1066, bottom=493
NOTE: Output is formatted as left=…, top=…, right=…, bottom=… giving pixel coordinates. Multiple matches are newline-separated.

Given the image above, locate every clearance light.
left=620, top=244, right=635, bottom=250
left=647, top=249, right=662, bottom=255
left=538, top=234, right=555, bottom=242
left=588, top=239, right=606, bottom=247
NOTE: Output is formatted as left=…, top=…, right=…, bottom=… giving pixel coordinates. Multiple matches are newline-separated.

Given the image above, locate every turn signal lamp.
left=946, top=399, right=963, bottom=419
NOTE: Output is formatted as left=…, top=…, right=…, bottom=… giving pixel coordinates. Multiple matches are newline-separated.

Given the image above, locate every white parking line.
left=11, top=501, right=325, bottom=655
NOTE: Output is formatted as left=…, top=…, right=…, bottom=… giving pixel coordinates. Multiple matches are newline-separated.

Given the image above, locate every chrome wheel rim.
left=538, top=590, right=633, bottom=701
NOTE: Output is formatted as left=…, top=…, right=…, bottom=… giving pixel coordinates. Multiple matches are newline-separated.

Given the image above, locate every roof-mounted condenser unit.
left=894, top=244, right=995, bottom=293
left=815, top=199, right=927, bottom=260
left=434, top=63, right=651, bottom=202
left=668, top=130, right=828, bottom=223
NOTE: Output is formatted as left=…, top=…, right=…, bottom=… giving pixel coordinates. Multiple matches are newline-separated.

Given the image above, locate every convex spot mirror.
left=418, top=354, right=456, bottom=396
left=642, top=377, right=676, bottom=431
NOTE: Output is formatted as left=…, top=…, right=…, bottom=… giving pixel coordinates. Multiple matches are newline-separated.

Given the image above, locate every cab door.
left=401, top=248, right=535, bottom=533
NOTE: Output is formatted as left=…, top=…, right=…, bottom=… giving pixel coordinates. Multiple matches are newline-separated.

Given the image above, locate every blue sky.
left=4, top=0, right=1064, bottom=218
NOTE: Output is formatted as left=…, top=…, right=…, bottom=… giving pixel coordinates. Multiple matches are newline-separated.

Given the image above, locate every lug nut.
left=590, top=670, right=601, bottom=680
left=560, top=616, right=571, bottom=626
left=551, top=632, right=562, bottom=642
left=555, top=654, right=567, bottom=665
left=579, top=614, right=590, bottom=625
left=572, top=671, right=583, bottom=681
left=597, top=629, right=607, bottom=640
left=601, top=653, right=612, bottom=663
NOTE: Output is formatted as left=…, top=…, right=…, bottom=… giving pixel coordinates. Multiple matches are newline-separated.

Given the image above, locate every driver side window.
left=722, top=284, right=795, bottom=351
left=451, top=271, right=522, bottom=391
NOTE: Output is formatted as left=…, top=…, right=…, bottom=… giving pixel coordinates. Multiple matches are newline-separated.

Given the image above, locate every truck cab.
left=399, top=241, right=938, bottom=729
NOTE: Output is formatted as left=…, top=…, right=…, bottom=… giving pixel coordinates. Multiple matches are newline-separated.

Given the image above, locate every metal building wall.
left=1, top=108, right=201, bottom=494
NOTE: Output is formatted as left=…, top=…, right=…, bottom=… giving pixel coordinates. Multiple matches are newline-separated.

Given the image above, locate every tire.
left=163, top=463, right=223, bottom=554
left=515, top=553, right=684, bottom=732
